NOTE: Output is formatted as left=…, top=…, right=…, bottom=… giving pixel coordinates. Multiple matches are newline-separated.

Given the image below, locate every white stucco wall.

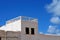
left=0, top=20, right=21, bottom=31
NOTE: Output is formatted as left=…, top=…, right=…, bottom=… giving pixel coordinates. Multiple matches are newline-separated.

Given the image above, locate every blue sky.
left=0, top=0, right=60, bottom=35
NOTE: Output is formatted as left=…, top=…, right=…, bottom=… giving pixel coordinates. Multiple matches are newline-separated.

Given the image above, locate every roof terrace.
left=6, top=16, right=38, bottom=24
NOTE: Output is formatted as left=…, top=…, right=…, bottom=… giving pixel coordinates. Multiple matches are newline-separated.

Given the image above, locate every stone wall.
left=0, top=29, right=60, bottom=40
left=38, top=34, right=60, bottom=40
left=21, top=21, right=38, bottom=40
left=0, top=30, right=20, bottom=40
left=6, top=31, right=20, bottom=40
left=0, top=30, right=6, bottom=40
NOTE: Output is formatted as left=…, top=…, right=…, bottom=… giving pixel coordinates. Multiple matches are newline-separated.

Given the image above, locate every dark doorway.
left=31, top=28, right=34, bottom=35
left=0, top=37, right=1, bottom=40
left=25, top=27, right=29, bottom=34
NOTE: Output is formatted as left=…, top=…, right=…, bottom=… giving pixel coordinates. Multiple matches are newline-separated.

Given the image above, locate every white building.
left=0, top=16, right=60, bottom=40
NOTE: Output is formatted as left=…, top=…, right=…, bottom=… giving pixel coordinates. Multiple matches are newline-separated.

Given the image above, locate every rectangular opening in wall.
left=0, top=37, right=1, bottom=40
left=26, top=27, right=29, bottom=34
left=31, top=28, right=34, bottom=35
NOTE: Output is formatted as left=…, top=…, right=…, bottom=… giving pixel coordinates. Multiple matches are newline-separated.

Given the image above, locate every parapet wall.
left=0, top=30, right=60, bottom=40
left=6, top=31, right=20, bottom=37
left=38, top=34, right=60, bottom=40
left=0, top=30, right=20, bottom=40
left=0, top=30, right=6, bottom=37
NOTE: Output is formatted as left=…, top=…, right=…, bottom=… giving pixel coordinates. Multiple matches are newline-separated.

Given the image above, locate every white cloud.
left=45, top=33, right=57, bottom=36
left=40, top=32, right=44, bottom=34
left=45, top=0, right=60, bottom=35
left=46, top=0, right=60, bottom=16
left=47, top=25, right=57, bottom=34
left=47, top=25, right=60, bottom=35
left=45, top=33, right=60, bottom=36
left=50, top=17, right=60, bottom=24
left=56, top=29, right=60, bottom=34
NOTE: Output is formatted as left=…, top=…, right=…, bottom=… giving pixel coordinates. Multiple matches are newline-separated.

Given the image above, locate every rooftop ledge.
left=6, top=16, right=38, bottom=24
